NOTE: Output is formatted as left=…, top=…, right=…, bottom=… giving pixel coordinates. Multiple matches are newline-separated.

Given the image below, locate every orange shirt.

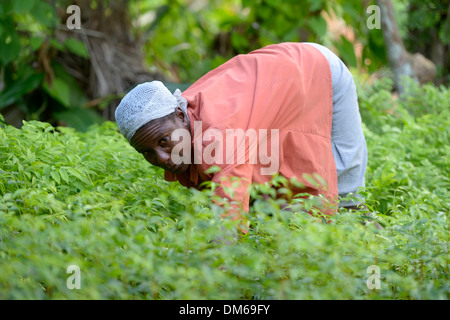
left=165, top=42, right=337, bottom=221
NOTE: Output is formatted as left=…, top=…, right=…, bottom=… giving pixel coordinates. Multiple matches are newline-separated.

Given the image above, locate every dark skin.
left=130, top=107, right=191, bottom=175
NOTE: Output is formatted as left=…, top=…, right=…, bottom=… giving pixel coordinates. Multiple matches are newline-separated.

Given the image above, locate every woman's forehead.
left=131, top=114, right=184, bottom=148
left=131, top=119, right=167, bottom=147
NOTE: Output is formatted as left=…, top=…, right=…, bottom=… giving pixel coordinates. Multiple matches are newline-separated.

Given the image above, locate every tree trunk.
left=57, top=0, right=164, bottom=121
left=376, top=0, right=437, bottom=94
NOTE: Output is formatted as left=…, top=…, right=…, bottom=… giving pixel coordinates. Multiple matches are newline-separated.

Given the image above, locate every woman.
left=115, top=42, right=368, bottom=231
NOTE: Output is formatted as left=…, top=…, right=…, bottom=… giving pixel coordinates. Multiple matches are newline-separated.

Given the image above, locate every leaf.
left=231, top=32, right=249, bottom=51
left=307, top=0, right=324, bottom=12
left=334, top=35, right=358, bottom=68
left=12, top=0, right=37, bottom=14
left=43, top=63, right=89, bottom=109
left=144, top=5, right=170, bottom=35
left=64, top=38, right=89, bottom=58
left=59, top=168, right=70, bottom=184
left=49, top=39, right=65, bottom=51
left=54, top=108, right=103, bottom=132
left=29, top=37, right=44, bottom=51
left=67, top=167, right=89, bottom=185
left=0, top=1, right=13, bottom=16
left=308, top=15, right=327, bottom=39
left=0, top=73, right=44, bottom=110
left=302, top=173, right=320, bottom=188
left=0, top=27, right=21, bottom=65
left=313, top=173, right=327, bottom=187
left=204, top=166, right=221, bottom=174
left=30, top=1, right=57, bottom=28
left=43, top=77, right=71, bottom=107
left=50, top=170, right=61, bottom=184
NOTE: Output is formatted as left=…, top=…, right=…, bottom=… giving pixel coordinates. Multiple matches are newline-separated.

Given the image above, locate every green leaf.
left=66, top=167, right=88, bottom=185
left=0, top=1, right=13, bottom=16
left=30, top=37, right=44, bottom=51
left=42, top=63, right=88, bottom=108
left=0, top=28, right=21, bottom=65
left=307, top=0, right=324, bottom=12
left=30, top=1, right=57, bottom=28
left=12, top=0, right=37, bottom=14
left=308, top=15, right=327, bottom=39
left=54, top=108, right=103, bottom=132
left=59, top=168, right=70, bottom=184
left=313, top=173, right=327, bottom=187
left=333, top=35, right=357, bottom=68
left=64, top=38, right=89, bottom=58
left=49, top=39, right=65, bottom=51
left=50, top=170, right=61, bottom=184
left=43, top=78, right=72, bottom=107
left=231, top=32, right=249, bottom=51
left=205, top=166, right=221, bottom=174
left=302, top=173, right=320, bottom=188
left=0, top=73, right=44, bottom=110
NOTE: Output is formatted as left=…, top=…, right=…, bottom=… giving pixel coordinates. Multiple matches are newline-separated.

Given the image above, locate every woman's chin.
left=169, top=163, right=190, bottom=175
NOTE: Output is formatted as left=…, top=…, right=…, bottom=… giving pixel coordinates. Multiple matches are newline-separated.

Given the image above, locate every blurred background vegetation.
left=0, top=0, right=448, bottom=131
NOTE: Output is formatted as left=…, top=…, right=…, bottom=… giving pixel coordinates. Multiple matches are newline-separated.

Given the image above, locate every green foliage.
left=356, top=75, right=449, bottom=216
left=0, top=79, right=448, bottom=299
left=135, top=0, right=388, bottom=82
left=403, top=0, right=449, bottom=83
left=134, top=0, right=446, bottom=82
left=0, top=0, right=102, bottom=130
left=1, top=0, right=447, bottom=130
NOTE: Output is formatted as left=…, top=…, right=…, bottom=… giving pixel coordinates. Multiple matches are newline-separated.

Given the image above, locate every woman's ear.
left=175, top=107, right=188, bottom=125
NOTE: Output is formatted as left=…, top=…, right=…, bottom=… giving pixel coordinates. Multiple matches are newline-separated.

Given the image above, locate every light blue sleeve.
left=302, top=43, right=368, bottom=205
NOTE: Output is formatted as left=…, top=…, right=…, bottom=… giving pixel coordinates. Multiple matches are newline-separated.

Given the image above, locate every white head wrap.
left=115, top=81, right=189, bottom=142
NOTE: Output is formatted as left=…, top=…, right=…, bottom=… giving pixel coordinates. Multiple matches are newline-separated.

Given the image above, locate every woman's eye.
left=160, top=137, right=168, bottom=146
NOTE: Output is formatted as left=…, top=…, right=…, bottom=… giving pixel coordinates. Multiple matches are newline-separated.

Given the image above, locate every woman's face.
left=130, top=107, right=191, bottom=175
